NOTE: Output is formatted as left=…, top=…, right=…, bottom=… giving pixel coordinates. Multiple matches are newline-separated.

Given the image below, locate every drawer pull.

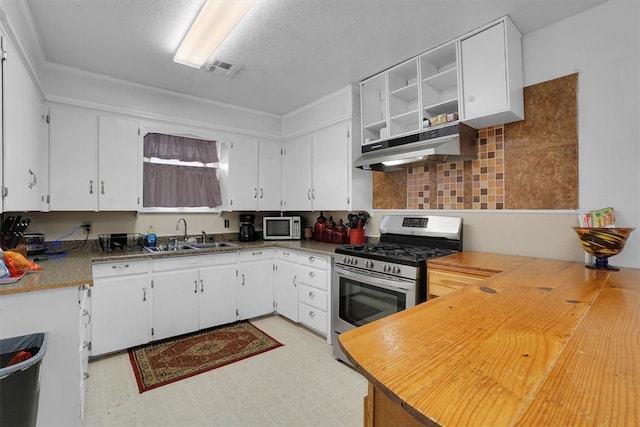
left=308, top=311, right=315, bottom=318
left=252, top=251, right=263, bottom=256
left=308, top=291, right=315, bottom=298
left=111, top=264, right=130, bottom=269
left=308, top=271, right=315, bottom=278
left=308, top=256, right=315, bottom=262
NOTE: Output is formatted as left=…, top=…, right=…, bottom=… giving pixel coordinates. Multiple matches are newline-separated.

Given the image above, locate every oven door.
left=332, top=265, right=415, bottom=334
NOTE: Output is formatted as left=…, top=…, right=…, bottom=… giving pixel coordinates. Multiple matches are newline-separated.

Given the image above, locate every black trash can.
left=0, top=333, right=49, bottom=427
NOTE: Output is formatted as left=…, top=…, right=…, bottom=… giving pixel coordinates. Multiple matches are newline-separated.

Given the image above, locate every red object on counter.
left=332, top=219, right=349, bottom=244
left=313, top=211, right=327, bottom=242
left=349, top=228, right=365, bottom=244
left=322, top=216, right=336, bottom=243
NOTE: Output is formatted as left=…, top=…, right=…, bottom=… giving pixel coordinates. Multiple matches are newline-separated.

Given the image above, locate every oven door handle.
left=334, top=266, right=414, bottom=292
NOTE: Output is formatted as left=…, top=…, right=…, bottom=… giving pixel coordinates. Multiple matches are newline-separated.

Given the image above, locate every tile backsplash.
left=374, top=73, right=578, bottom=211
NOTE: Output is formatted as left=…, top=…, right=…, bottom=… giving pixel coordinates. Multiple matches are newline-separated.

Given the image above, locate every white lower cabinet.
left=297, top=253, right=330, bottom=340
left=151, top=256, right=213, bottom=341
left=91, top=260, right=151, bottom=356
left=237, top=249, right=275, bottom=320
left=274, top=249, right=299, bottom=322
left=198, top=252, right=238, bottom=329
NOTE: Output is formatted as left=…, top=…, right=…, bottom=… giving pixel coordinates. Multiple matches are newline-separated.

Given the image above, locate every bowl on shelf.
left=572, top=227, right=635, bottom=270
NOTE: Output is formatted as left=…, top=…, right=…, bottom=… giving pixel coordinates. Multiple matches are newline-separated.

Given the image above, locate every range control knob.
left=352, top=258, right=358, bottom=266
left=383, top=264, right=390, bottom=273
left=365, top=260, right=374, bottom=268
left=343, top=256, right=349, bottom=264
left=392, top=266, right=400, bottom=274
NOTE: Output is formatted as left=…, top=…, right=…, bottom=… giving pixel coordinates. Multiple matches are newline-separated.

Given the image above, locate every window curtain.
left=143, top=134, right=222, bottom=208
left=143, top=133, right=218, bottom=163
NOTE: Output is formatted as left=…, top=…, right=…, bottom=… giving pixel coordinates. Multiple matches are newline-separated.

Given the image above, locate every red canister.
left=322, top=216, right=336, bottom=243
left=332, top=219, right=348, bottom=244
left=313, top=211, right=327, bottom=242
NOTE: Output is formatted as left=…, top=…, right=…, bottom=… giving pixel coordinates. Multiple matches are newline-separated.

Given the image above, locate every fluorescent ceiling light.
left=174, top=0, right=256, bottom=69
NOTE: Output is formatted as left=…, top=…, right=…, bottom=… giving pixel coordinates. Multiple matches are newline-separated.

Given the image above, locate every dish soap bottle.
left=145, top=226, right=157, bottom=247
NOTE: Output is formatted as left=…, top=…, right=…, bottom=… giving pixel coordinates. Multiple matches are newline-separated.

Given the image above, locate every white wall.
left=522, top=0, right=639, bottom=267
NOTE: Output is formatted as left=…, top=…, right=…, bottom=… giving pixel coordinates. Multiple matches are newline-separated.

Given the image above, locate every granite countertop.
left=0, top=240, right=341, bottom=295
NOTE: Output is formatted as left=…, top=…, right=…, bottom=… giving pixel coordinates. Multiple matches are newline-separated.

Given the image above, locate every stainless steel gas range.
left=331, top=214, right=463, bottom=365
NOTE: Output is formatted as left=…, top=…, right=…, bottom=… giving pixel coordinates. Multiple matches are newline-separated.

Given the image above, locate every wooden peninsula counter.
left=338, top=252, right=639, bottom=426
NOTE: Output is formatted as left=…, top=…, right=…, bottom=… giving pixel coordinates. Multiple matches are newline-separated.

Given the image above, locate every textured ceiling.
left=23, top=0, right=609, bottom=116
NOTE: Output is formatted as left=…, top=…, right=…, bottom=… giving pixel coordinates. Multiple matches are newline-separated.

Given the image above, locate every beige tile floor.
left=82, top=315, right=367, bottom=427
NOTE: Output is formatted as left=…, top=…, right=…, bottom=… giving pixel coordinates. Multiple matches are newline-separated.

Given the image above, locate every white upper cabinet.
left=283, top=120, right=366, bottom=212
left=2, top=34, right=47, bottom=212
left=49, top=108, right=99, bottom=211
left=49, top=108, right=140, bottom=211
left=225, top=139, right=281, bottom=211
left=282, top=86, right=372, bottom=212
left=281, top=134, right=313, bottom=211
left=98, top=116, right=140, bottom=210
left=360, top=16, right=523, bottom=145
left=459, top=18, right=524, bottom=128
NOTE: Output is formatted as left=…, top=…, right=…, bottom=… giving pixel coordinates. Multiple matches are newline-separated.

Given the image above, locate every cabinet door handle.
left=101, top=180, right=105, bottom=195
left=241, top=274, right=245, bottom=286
left=142, top=287, right=147, bottom=302
left=200, top=279, right=204, bottom=293
left=466, top=95, right=475, bottom=102
left=194, top=280, right=198, bottom=293
left=254, top=187, right=258, bottom=198
left=28, top=169, right=37, bottom=189
left=311, top=188, right=315, bottom=199
left=307, top=189, right=311, bottom=200
left=111, top=264, right=130, bottom=269
left=293, top=275, right=297, bottom=287
left=83, top=372, right=90, bottom=380
left=260, top=188, right=264, bottom=199
left=308, top=291, right=315, bottom=298
left=82, top=309, right=91, bottom=326
left=89, top=180, right=94, bottom=194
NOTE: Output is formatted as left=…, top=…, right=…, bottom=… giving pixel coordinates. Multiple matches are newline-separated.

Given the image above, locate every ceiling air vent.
left=202, top=59, right=243, bottom=77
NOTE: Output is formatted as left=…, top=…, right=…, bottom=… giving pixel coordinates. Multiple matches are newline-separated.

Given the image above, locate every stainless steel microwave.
left=263, top=216, right=301, bottom=240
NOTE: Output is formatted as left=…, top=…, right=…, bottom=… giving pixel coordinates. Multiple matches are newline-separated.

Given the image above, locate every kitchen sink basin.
left=188, top=242, right=238, bottom=249
left=144, top=241, right=237, bottom=253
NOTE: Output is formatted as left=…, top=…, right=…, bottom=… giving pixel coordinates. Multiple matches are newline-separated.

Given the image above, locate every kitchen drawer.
left=92, top=259, right=149, bottom=278
left=299, top=284, right=327, bottom=311
left=299, top=302, right=327, bottom=335
left=299, top=253, right=329, bottom=270
left=238, top=248, right=273, bottom=262
left=152, top=254, right=221, bottom=272
left=299, top=265, right=328, bottom=290
left=276, top=249, right=298, bottom=261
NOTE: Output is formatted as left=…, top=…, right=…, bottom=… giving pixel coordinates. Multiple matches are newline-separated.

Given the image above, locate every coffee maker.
left=239, top=214, right=257, bottom=242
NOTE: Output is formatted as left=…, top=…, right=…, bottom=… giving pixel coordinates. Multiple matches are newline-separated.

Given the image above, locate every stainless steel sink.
left=188, top=242, right=238, bottom=249
left=144, top=241, right=237, bottom=253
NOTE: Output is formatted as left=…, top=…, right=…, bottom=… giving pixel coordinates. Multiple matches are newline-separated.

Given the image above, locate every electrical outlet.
left=82, top=222, right=92, bottom=234
left=224, top=219, right=230, bottom=228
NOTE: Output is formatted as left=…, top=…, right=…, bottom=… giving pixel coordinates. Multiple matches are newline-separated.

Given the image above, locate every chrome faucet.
left=176, top=217, right=188, bottom=241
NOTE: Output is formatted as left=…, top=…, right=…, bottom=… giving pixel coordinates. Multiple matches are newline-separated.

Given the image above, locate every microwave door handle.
left=335, top=266, right=414, bottom=292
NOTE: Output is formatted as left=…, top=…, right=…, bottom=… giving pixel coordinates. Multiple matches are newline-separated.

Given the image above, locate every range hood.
left=354, top=122, right=477, bottom=172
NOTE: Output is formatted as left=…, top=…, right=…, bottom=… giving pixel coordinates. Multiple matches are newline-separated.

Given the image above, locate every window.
left=143, top=133, right=222, bottom=209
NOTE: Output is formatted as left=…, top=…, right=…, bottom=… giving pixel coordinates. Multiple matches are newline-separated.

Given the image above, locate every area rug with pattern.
left=128, top=321, right=283, bottom=393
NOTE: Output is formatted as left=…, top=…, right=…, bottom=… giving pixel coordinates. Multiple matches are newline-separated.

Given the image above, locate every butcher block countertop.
left=338, top=252, right=640, bottom=426
left=0, top=240, right=340, bottom=296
